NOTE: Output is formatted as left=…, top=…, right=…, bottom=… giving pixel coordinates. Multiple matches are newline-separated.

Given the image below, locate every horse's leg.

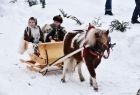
left=61, top=57, right=77, bottom=83
left=84, top=54, right=98, bottom=91
left=61, top=58, right=69, bottom=83
left=90, top=59, right=101, bottom=90
left=77, top=62, right=85, bottom=82
left=61, top=66, right=67, bottom=83
left=90, top=76, right=93, bottom=86
left=90, top=75, right=98, bottom=91
left=88, top=66, right=98, bottom=91
left=89, top=59, right=101, bottom=90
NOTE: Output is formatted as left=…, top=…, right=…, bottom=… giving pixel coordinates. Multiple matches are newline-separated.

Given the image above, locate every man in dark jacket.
left=131, top=0, right=140, bottom=24
left=43, top=15, right=66, bottom=42
left=105, top=0, right=113, bottom=15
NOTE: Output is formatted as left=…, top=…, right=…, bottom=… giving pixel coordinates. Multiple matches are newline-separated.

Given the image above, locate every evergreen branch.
left=110, top=19, right=130, bottom=32
left=9, top=0, right=17, bottom=3
left=92, top=17, right=102, bottom=27
left=59, top=9, right=67, bottom=17
left=59, top=9, right=83, bottom=25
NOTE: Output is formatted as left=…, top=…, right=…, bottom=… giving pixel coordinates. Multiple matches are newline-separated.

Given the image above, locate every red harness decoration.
left=83, top=48, right=101, bottom=59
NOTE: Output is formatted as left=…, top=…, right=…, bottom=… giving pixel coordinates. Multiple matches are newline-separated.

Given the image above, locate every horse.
left=61, top=24, right=110, bottom=91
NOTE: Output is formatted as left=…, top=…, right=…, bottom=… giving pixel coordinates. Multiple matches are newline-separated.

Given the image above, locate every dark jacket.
left=45, top=24, right=66, bottom=42
left=135, top=0, right=140, bottom=5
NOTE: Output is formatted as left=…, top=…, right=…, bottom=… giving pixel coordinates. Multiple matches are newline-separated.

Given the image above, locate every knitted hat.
left=53, top=15, right=63, bottom=23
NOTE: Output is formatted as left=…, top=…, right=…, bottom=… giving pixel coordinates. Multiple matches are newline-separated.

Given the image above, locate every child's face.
left=28, top=20, right=36, bottom=28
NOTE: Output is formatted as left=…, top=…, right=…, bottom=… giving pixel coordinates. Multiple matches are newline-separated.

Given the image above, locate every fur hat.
left=53, top=15, right=63, bottom=23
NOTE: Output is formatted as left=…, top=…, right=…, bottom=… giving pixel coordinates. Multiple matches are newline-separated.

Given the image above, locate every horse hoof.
left=94, top=87, right=98, bottom=91
left=61, top=79, right=66, bottom=83
left=41, top=69, right=48, bottom=76
left=90, top=81, right=93, bottom=86
left=80, top=78, right=85, bottom=82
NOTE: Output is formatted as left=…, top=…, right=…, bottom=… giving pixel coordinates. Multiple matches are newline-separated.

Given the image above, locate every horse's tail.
left=63, top=32, right=77, bottom=55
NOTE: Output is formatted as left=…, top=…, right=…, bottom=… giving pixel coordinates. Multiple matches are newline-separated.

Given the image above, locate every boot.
left=105, top=11, right=113, bottom=16
left=131, top=20, right=140, bottom=24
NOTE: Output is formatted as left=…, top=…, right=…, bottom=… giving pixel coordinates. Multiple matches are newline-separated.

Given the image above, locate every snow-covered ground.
left=0, top=0, right=140, bottom=95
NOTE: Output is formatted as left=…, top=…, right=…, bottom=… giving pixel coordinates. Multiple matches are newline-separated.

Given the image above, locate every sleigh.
left=20, top=41, right=64, bottom=75
left=39, top=41, right=64, bottom=65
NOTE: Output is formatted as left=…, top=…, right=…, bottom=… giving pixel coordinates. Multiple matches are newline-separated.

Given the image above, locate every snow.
left=0, top=0, right=140, bottom=95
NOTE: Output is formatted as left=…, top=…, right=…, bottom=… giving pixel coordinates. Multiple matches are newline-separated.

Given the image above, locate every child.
left=24, top=17, right=44, bottom=44
left=19, top=17, right=46, bottom=67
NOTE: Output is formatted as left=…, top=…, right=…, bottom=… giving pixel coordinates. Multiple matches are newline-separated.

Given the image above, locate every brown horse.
left=61, top=24, right=110, bottom=91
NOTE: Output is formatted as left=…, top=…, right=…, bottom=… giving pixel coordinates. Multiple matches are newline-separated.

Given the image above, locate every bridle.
left=85, top=39, right=110, bottom=59
left=96, top=38, right=110, bottom=59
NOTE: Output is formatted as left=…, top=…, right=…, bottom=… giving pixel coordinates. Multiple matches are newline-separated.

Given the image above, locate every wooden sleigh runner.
left=20, top=41, right=64, bottom=75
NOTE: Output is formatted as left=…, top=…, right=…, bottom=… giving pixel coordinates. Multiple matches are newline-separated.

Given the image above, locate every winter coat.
left=42, top=24, right=66, bottom=42
left=135, top=0, right=140, bottom=5
left=24, top=26, right=44, bottom=43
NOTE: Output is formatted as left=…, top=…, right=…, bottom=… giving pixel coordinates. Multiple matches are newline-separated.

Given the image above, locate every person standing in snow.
left=27, top=0, right=37, bottom=7
left=136, top=89, right=140, bottom=95
left=131, top=0, right=140, bottom=24
left=42, top=15, right=67, bottom=42
left=105, top=0, right=113, bottom=15
left=40, top=0, right=46, bottom=8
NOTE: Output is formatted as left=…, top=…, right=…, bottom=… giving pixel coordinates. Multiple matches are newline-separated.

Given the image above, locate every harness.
left=83, top=41, right=109, bottom=59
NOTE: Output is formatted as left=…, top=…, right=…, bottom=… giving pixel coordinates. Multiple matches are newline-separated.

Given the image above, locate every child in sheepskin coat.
left=19, top=17, right=46, bottom=67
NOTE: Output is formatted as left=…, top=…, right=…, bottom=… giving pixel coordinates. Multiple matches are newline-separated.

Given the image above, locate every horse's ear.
left=89, top=23, right=92, bottom=27
left=87, top=23, right=95, bottom=31
left=106, top=30, right=109, bottom=35
left=95, top=32, right=100, bottom=38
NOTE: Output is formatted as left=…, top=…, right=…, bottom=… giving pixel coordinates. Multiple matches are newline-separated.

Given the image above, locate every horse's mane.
left=85, top=28, right=96, bottom=46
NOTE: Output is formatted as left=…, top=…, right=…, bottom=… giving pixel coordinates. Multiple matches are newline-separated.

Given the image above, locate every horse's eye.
left=95, top=33, right=100, bottom=38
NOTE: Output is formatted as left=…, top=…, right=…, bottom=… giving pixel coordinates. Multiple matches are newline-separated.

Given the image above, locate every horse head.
left=85, top=26, right=110, bottom=59
left=94, top=29, right=110, bottom=59
left=94, top=29, right=109, bottom=50
left=85, top=23, right=109, bottom=47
